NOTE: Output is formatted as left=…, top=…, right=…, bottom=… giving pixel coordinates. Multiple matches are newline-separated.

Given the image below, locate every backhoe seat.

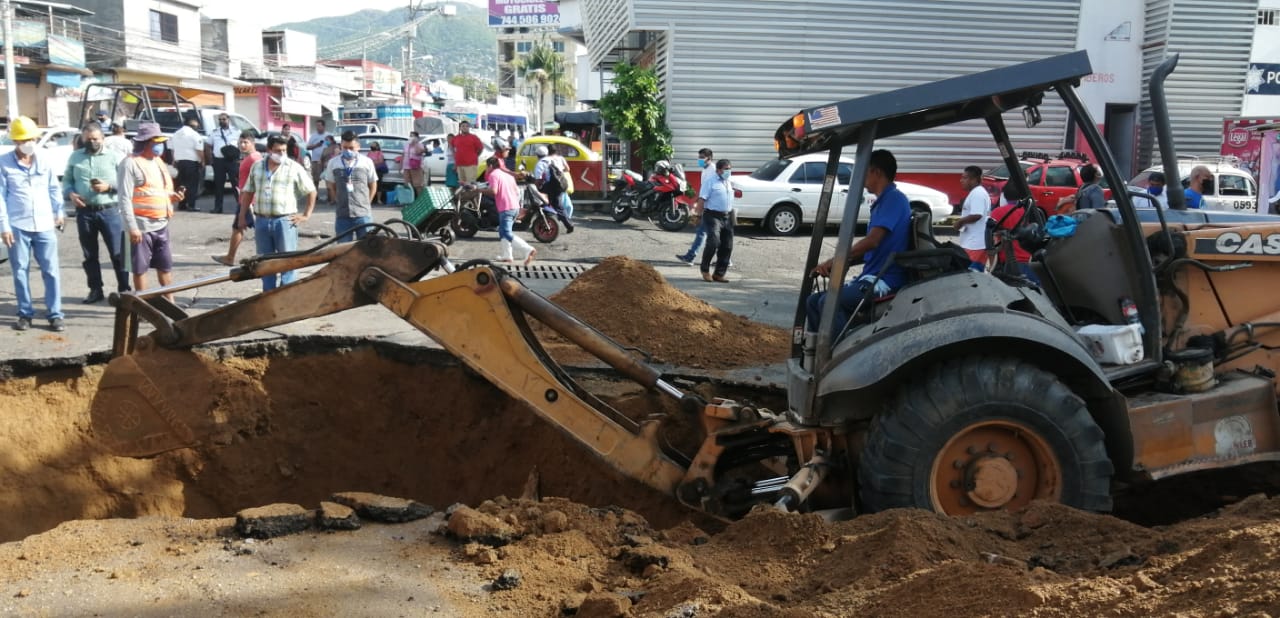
left=910, top=203, right=937, bottom=250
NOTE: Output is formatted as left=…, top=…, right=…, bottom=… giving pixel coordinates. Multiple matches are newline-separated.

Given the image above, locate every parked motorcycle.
left=450, top=182, right=560, bottom=244
left=610, top=161, right=693, bottom=232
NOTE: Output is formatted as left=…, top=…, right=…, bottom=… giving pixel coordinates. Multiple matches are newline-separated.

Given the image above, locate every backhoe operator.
left=807, top=149, right=911, bottom=335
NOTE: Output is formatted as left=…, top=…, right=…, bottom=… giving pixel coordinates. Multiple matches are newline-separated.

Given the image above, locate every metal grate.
left=504, top=264, right=587, bottom=280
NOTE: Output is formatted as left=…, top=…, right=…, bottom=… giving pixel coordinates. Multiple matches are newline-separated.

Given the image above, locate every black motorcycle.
left=450, top=183, right=560, bottom=244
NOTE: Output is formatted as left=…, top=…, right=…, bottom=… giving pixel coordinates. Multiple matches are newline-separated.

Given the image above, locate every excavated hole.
left=3, top=339, right=1279, bottom=544
left=0, top=341, right=783, bottom=543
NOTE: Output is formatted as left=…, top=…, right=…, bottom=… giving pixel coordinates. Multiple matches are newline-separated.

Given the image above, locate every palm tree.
left=513, top=40, right=575, bottom=129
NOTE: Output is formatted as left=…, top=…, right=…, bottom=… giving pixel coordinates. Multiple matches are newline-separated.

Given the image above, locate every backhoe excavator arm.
left=90, top=234, right=692, bottom=498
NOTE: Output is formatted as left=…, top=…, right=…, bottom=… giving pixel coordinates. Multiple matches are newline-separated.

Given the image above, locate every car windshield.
left=359, top=136, right=405, bottom=152
left=751, top=159, right=791, bottom=181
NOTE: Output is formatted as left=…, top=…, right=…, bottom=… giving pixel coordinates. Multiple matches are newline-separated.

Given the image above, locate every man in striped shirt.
left=239, top=135, right=317, bottom=291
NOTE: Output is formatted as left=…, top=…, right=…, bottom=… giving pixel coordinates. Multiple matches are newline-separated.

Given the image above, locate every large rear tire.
left=857, top=356, right=1113, bottom=516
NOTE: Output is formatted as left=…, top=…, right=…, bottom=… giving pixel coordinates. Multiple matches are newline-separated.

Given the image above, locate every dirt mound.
left=0, top=347, right=706, bottom=543
left=539, top=256, right=790, bottom=369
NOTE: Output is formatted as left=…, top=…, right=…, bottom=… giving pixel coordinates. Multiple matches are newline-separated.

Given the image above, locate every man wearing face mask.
left=695, top=158, right=735, bottom=282
left=1184, top=165, right=1211, bottom=210
left=63, top=122, right=128, bottom=304
left=205, top=113, right=238, bottom=214
left=677, top=148, right=715, bottom=265
left=324, top=131, right=378, bottom=242
left=118, top=122, right=184, bottom=303
left=0, top=116, right=65, bottom=331
left=170, top=116, right=204, bottom=212
left=240, top=135, right=317, bottom=291
left=1145, top=171, right=1169, bottom=209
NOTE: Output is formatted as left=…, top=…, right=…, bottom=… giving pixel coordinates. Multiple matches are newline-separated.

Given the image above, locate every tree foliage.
left=513, top=40, right=575, bottom=126
left=449, top=75, right=498, bottom=102
left=599, top=62, right=672, bottom=168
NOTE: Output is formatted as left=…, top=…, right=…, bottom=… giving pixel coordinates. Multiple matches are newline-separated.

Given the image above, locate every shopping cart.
left=400, top=186, right=458, bottom=245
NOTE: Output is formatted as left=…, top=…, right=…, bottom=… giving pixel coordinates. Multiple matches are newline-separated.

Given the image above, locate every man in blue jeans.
left=677, top=148, right=716, bottom=264
left=64, top=122, right=129, bottom=304
left=239, top=135, right=317, bottom=290
left=324, top=131, right=378, bottom=242
left=0, top=116, right=65, bottom=331
left=806, top=149, right=911, bottom=336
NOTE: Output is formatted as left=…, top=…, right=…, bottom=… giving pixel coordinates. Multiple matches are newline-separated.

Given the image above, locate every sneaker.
left=565, top=222, right=575, bottom=234
left=12, top=317, right=31, bottom=331
left=676, top=254, right=694, bottom=265
left=48, top=318, right=65, bottom=332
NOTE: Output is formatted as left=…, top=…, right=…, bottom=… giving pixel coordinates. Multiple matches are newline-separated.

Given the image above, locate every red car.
left=982, top=151, right=1111, bottom=209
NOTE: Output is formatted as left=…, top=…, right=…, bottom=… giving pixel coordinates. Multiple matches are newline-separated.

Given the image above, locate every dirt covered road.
left=3, top=257, right=1280, bottom=616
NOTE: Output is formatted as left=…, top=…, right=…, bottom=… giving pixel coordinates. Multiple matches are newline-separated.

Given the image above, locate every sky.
left=200, top=0, right=488, bottom=29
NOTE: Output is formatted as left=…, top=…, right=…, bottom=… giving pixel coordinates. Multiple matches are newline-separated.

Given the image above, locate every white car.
left=1129, top=157, right=1259, bottom=212
left=0, top=126, right=78, bottom=180
left=733, top=154, right=953, bottom=235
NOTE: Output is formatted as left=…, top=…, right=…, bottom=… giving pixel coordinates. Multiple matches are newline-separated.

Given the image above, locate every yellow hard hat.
left=9, top=116, right=41, bottom=141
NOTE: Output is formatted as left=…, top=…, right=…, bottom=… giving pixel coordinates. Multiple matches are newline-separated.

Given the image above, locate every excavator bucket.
left=90, top=348, right=233, bottom=457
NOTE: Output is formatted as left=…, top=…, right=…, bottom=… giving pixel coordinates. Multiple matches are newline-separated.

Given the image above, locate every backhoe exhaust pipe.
left=1150, top=53, right=1184, bottom=210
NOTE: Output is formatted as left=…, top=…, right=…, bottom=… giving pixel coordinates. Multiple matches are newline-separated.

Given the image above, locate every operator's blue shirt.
left=863, top=182, right=911, bottom=291
left=1184, top=187, right=1204, bottom=209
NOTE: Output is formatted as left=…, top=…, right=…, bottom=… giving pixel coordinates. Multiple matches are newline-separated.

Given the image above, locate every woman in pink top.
left=477, top=157, right=535, bottom=264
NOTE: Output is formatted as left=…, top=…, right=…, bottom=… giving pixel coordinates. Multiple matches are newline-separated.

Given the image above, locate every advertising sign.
left=1221, top=117, right=1280, bottom=180
left=488, top=0, right=560, bottom=27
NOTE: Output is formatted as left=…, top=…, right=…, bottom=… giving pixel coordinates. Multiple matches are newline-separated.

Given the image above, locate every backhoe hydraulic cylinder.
left=499, top=277, right=663, bottom=390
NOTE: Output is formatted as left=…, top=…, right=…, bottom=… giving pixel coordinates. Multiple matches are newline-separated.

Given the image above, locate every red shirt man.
left=452, top=121, right=486, bottom=184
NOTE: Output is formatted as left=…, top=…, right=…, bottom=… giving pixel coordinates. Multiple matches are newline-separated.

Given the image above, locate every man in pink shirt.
left=477, top=157, right=535, bottom=265
left=212, top=131, right=263, bottom=266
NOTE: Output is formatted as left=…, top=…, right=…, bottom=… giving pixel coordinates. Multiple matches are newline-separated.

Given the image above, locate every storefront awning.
left=45, top=69, right=80, bottom=88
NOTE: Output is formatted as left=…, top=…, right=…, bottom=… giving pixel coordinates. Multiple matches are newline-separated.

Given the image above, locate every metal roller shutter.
left=1139, top=0, right=1258, bottom=168
left=590, top=0, right=1083, bottom=172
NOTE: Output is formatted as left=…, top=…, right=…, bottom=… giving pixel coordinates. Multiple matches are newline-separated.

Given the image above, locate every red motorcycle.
left=609, top=161, right=693, bottom=231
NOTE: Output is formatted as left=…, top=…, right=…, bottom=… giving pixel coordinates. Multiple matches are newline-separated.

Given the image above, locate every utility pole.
left=1, top=0, right=17, bottom=121
left=404, top=0, right=414, bottom=105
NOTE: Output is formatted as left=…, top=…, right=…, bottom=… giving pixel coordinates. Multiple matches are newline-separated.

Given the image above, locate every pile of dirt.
left=537, top=256, right=791, bottom=369
left=0, top=347, right=706, bottom=543
left=7, top=346, right=1280, bottom=614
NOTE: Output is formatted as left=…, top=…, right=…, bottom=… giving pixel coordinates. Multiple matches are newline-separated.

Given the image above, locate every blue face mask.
left=720, top=170, right=732, bottom=181
left=151, top=143, right=165, bottom=156
left=341, top=150, right=356, bottom=161
left=697, top=159, right=708, bottom=169
left=1148, top=185, right=1163, bottom=196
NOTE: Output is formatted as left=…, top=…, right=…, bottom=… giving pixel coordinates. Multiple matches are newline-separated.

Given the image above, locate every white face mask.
left=17, top=142, right=35, bottom=156
left=269, top=152, right=284, bottom=164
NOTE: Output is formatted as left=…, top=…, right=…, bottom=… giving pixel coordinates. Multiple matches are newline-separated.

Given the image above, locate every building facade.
left=577, top=0, right=1273, bottom=194
left=0, top=0, right=93, bottom=126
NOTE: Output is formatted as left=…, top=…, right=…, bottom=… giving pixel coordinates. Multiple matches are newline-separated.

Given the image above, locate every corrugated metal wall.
left=581, top=0, right=634, bottom=68
left=614, top=0, right=1083, bottom=172
left=1139, top=0, right=1258, bottom=167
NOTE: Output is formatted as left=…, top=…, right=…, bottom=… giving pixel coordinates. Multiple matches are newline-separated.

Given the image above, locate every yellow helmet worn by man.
left=9, top=116, right=41, bottom=142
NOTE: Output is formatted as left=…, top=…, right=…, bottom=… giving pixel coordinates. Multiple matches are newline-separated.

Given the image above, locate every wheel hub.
left=929, top=420, right=1062, bottom=515
left=966, top=455, right=1018, bottom=508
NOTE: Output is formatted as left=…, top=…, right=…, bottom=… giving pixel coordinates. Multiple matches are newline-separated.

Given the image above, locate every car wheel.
left=858, top=355, right=1113, bottom=516
left=765, top=204, right=802, bottom=236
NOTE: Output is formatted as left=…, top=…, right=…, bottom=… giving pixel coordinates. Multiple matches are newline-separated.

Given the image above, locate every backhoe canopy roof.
left=774, top=50, right=1093, bottom=158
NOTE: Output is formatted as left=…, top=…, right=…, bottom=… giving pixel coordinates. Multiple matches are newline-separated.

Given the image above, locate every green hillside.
left=272, top=4, right=497, bottom=81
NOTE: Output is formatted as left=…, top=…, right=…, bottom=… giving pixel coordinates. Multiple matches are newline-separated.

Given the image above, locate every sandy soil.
left=4, top=258, right=1280, bottom=616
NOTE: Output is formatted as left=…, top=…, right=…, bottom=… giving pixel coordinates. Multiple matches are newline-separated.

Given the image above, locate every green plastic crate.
left=400, top=186, right=455, bottom=229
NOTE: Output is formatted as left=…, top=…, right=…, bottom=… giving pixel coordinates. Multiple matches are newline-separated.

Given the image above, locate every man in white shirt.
left=953, top=165, right=991, bottom=271
left=323, top=131, right=379, bottom=243
left=305, top=119, right=330, bottom=188
left=103, top=124, right=131, bottom=159
left=170, top=117, right=204, bottom=212
left=204, top=112, right=238, bottom=214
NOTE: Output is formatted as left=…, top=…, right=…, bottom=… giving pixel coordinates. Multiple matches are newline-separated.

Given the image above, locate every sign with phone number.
left=488, top=0, right=559, bottom=27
